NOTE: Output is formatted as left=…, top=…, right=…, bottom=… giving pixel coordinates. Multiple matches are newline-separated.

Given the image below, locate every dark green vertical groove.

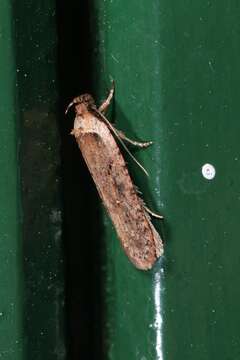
left=0, top=0, right=65, bottom=359
left=57, top=1, right=104, bottom=358
left=89, top=1, right=240, bottom=359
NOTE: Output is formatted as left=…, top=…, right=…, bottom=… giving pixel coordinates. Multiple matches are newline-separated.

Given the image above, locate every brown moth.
left=65, top=83, right=163, bottom=270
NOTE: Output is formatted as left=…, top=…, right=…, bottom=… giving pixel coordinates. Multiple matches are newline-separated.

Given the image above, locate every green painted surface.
left=0, top=1, right=24, bottom=358
left=86, top=1, right=240, bottom=359
left=0, top=0, right=65, bottom=359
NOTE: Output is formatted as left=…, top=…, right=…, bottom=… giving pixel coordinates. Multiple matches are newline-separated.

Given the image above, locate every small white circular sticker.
left=201, top=163, right=216, bottom=180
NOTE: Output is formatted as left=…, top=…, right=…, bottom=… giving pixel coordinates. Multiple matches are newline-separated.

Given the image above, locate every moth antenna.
left=65, top=101, right=75, bottom=115
left=93, top=109, right=149, bottom=177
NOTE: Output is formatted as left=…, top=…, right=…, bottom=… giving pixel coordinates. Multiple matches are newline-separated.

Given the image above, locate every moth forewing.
left=67, top=90, right=164, bottom=270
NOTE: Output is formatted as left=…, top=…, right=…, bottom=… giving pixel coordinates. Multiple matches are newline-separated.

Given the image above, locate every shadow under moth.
left=66, top=83, right=163, bottom=270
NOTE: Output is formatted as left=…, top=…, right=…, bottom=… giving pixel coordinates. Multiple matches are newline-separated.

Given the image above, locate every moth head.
left=65, top=94, right=96, bottom=114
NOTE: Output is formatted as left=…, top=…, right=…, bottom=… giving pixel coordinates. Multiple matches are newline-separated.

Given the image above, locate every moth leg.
left=144, top=205, right=163, bottom=219
left=117, top=130, right=153, bottom=148
left=98, top=81, right=115, bottom=114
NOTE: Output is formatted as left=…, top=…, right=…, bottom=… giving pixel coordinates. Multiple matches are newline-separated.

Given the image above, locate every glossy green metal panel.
left=88, top=1, right=240, bottom=359
left=0, top=0, right=65, bottom=359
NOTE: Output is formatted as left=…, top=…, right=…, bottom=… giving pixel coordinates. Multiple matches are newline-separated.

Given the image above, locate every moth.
left=66, top=83, right=163, bottom=270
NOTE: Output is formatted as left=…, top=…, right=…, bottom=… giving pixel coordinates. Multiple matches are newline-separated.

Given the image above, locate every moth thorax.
left=80, top=94, right=95, bottom=107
